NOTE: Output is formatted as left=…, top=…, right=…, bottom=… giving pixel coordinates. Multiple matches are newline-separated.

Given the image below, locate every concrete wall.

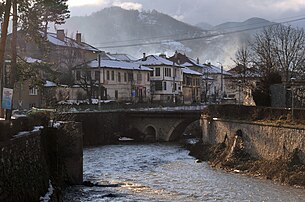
left=201, top=117, right=305, bottom=164
left=0, top=131, right=49, bottom=202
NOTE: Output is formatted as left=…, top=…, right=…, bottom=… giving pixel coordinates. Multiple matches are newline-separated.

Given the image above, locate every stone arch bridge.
left=126, top=109, right=203, bottom=141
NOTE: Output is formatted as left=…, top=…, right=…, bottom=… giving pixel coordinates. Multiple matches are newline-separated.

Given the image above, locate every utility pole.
left=98, top=53, right=101, bottom=110
left=5, top=0, right=18, bottom=120
left=0, top=0, right=12, bottom=118
left=291, top=77, right=296, bottom=122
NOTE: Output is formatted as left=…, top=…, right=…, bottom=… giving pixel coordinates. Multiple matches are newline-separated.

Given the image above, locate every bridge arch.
left=144, top=125, right=157, bottom=141
left=126, top=109, right=203, bottom=142
left=168, top=119, right=201, bottom=141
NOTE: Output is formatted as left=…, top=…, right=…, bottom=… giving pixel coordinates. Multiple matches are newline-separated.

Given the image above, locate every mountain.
left=196, top=17, right=274, bottom=33
left=59, top=7, right=204, bottom=54
left=58, top=7, right=268, bottom=66
left=195, top=22, right=214, bottom=31
left=214, top=17, right=274, bottom=32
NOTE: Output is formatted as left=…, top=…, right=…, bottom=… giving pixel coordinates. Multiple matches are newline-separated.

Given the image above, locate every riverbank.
left=188, top=141, right=305, bottom=188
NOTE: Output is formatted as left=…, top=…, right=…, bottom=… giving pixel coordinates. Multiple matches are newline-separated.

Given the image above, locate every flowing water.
left=63, top=143, right=305, bottom=202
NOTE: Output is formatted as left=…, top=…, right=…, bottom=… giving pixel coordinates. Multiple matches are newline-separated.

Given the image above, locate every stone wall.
left=44, top=122, right=83, bottom=186
left=201, top=117, right=305, bottom=164
left=0, top=121, right=83, bottom=201
left=0, top=131, right=49, bottom=202
left=60, top=112, right=127, bottom=146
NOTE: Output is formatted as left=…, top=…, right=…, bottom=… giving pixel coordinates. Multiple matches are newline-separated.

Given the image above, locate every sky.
left=67, top=0, right=305, bottom=25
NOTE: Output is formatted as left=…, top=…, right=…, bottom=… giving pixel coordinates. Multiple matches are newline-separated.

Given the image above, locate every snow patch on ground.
left=40, top=180, right=54, bottom=202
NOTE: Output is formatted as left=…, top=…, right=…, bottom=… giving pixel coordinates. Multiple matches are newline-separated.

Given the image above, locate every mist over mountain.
left=59, top=7, right=273, bottom=66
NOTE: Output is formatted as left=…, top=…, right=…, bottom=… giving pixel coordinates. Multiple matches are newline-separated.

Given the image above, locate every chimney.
left=76, top=32, right=81, bottom=43
left=57, top=29, right=65, bottom=41
left=142, top=53, right=146, bottom=61
left=196, top=58, right=200, bottom=64
left=159, top=53, right=166, bottom=58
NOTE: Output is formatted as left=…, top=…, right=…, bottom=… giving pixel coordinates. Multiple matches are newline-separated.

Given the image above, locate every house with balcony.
left=135, top=54, right=184, bottom=103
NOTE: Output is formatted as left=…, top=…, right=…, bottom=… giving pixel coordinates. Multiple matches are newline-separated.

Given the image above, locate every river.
left=63, top=143, right=305, bottom=202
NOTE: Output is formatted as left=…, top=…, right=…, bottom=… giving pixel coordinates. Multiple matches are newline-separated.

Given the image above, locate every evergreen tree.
left=34, top=0, right=70, bottom=36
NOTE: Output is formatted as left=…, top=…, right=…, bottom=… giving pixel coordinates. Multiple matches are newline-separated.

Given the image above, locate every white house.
left=74, top=59, right=152, bottom=102
left=135, top=54, right=184, bottom=103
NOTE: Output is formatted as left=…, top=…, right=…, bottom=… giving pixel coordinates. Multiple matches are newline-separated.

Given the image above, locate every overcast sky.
left=67, top=0, right=305, bottom=25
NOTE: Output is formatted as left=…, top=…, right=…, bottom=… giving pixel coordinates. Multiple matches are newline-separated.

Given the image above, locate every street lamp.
left=291, top=77, right=296, bottom=121
left=217, top=62, right=224, bottom=101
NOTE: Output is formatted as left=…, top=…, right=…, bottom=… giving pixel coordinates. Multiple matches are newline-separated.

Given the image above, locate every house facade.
left=12, top=30, right=101, bottom=85
left=74, top=59, right=152, bottom=102
left=135, top=54, right=184, bottom=103
left=181, top=67, right=202, bottom=104
left=225, top=65, right=261, bottom=105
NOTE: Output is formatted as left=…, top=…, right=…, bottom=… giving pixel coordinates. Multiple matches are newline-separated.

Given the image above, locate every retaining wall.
left=0, top=131, right=49, bottom=202
left=0, top=121, right=83, bottom=201
left=201, top=117, right=305, bottom=164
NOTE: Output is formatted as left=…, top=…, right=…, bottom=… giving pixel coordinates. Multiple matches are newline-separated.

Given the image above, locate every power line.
left=95, top=16, right=305, bottom=49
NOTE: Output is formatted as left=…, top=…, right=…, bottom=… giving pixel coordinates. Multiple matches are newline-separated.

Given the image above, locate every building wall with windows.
left=100, top=68, right=151, bottom=102
left=12, top=80, right=43, bottom=109
left=149, top=65, right=183, bottom=103
left=182, top=73, right=201, bottom=104
left=74, top=60, right=152, bottom=103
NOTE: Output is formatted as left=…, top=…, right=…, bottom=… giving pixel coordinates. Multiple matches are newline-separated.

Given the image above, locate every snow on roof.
left=85, top=59, right=152, bottom=71
left=25, top=57, right=42, bottom=64
left=202, top=64, right=232, bottom=76
left=181, top=61, right=231, bottom=76
left=228, top=66, right=261, bottom=78
left=47, top=32, right=100, bottom=52
left=44, top=80, right=57, bottom=87
left=182, top=67, right=202, bottom=76
left=107, top=53, right=136, bottom=61
left=135, top=55, right=184, bottom=67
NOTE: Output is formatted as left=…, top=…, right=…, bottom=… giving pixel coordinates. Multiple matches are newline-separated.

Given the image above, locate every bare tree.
left=75, top=65, right=98, bottom=105
left=272, top=25, right=305, bottom=83
left=250, top=25, right=305, bottom=81
left=233, top=44, right=252, bottom=83
left=251, top=26, right=279, bottom=77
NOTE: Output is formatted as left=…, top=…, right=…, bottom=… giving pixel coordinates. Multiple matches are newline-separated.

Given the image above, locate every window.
left=155, top=81, right=162, bottom=91
left=128, top=73, right=133, bottom=81
left=118, top=72, right=121, bottom=82
left=85, top=71, right=91, bottom=80
left=163, top=81, right=167, bottom=90
left=106, top=71, right=110, bottom=80
left=115, top=90, right=118, bottom=99
left=111, top=71, right=114, bottom=80
left=137, top=73, right=142, bottom=82
left=124, top=72, right=127, bottom=82
left=76, top=71, right=81, bottom=80
left=165, top=68, right=171, bottom=77
left=95, top=71, right=100, bottom=81
left=147, top=72, right=150, bottom=81
left=155, top=67, right=161, bottom=76
left=150, top=71, right=153, bottom=77
left=174, top=83, right=177, bottom=91
left=196, top=78, right=200, bottom=86
left=29, top=87, right=38, bottom=96
left=187, top=77, right=192, bottom=86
